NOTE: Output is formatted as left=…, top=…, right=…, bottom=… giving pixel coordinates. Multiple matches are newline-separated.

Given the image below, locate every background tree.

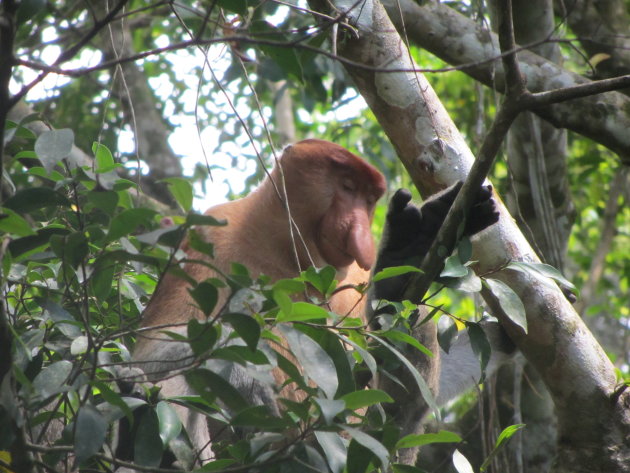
left=0, top=1, right=628, bottom=472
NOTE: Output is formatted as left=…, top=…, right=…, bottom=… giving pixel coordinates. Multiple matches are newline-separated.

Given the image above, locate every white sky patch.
left=13, top=16, right=364, bottom=211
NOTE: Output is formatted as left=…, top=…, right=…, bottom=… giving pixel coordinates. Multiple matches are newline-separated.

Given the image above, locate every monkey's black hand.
left=374, top=189, right=431, bottom=302
left=420, top=181, right=499, bottom=237
left=374, top=183, right=499, bottom=303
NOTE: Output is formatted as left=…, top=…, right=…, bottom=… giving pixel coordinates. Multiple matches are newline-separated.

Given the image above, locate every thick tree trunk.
left=381, top=0, right=630, bottom=163
left=310, top=1, right=630, bottom=471
left=561, top=0, right=630, bottom=80
left=491, top=1, right=568, bottom=470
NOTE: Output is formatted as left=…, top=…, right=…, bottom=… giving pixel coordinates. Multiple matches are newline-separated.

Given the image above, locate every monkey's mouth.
left=318, top=234, right=355, bottom=270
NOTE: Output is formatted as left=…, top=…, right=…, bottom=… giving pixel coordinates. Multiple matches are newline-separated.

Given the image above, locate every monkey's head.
left=277, top=139, right=386, bottom=271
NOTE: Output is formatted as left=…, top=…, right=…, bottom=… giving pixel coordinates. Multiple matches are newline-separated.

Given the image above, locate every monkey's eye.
left=341, top=179, right=357, bottom=193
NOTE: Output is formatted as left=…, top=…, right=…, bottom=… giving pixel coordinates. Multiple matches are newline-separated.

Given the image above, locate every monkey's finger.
left=474, top=184, right=494, bottom=203
left=466, top=204, right=500, bottom=234
left=389, top=188, right=412, bottom=213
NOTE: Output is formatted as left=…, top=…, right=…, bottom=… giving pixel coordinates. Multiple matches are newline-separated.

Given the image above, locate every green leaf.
left=467, top=322, right=491, bottom=378
left=315, top=431, right=347, bottom=473
left=93, top=142, right=118, bottom=173
left=32, top=360, right=73, bottom=400
left=251, top=21, right=303, bottom=82
left=273, top=288, right=293, bottom=317
left=484, top=278, right=527, bottom=333
left=188, top=281, right=219, bottom=316
left=163, top=177, right=193, bottom=212
left=212, top=345, right=269, bottom=365
left=87, top=190, right=119, bottom=216
left=440, top=254, right=468, bottom=278
left=0, top=208, right=36, bottom=236
left=222, top=312, right=261, bottom=351
left=230, top=405, right=289, bottom=429
left=90, top=261, right=115, bottom=300
left=93, top=381, right=136, bottom=423
left=188, top=228, right=214, bottom=256
left=3, top=187, right=71, bottom=214
left=279, top=325, right=339, bottom=399
left=437, top=315, right=458, bottom=354
left=496, top=423, right=525, bottom=446
left=74, top=404, right=107, bottom=465
left=380, top=330, right=434, bottom=357
left=301, top=265, right=337, bottom=295
left=457, top=237, right=473, bottom=264
left=507, top=261, right=577, bottom=293
left=273, top=278, right=306, bottom=294
left=336, top=334, right=377, bottom=377
left=16, top=0, right=45, bottom=25
left=396, top=430, right=461, bottom=450
left=70, top=336, right=88, bottom=355
left=480, top=424, right=525, bottom=472
left=276, top=301, right=329, bottom=322
left=107, top=208, right=157, bottom=242
left=373, top=265, right=422, bottom=283
left=346, top=426, right=390, bottom=470
left=341, top=389, right=394, bottom=410
left=314, top=397, right=345, bottom=424
left=157, top=401, right=182, bottom=444
left=186, top=368, right=249, bottom=412
left=304, top=327, right=355, bottom=397
left=371, top=334, right=439, bottom=420
left=35, top=128, right=74, bottom=171
left=194, top=459, right=237, bottom=472
left=50, top=231, right=88, bottom=268
left=186, top=213, right=226, bottom=227
left=42, top=300, right=81, bottom=338
left=8, top=227, right=68, bottom=258
left=187, top=319, right=219, bottom=356
left=134, top=408, right=164, bottom=467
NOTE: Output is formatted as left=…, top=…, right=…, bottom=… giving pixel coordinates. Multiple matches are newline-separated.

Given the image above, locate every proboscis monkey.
left=130, top=139, right=507, bottom=466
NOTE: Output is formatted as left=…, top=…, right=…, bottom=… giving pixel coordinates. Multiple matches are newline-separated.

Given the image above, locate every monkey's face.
left=279, top=139, right=386, bottom=271
left=316, top=173, right=382, bottom=271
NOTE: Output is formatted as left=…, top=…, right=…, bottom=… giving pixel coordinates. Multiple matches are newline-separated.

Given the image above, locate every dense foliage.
left=1, top=1, right=628, bottom=472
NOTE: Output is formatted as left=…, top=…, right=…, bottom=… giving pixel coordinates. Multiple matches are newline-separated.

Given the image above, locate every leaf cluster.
left=0, top=126, right=530, bottom=472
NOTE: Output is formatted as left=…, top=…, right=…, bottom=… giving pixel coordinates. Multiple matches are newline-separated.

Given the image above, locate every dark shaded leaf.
left=34, top=129, right=74, bottom=171
left=0, top=208, right=35, bottom=236
left=3, top=188, right=71, bottom=214
left=32, top=360, right=72, bottom=400
left=371, top=334, right=439, bottom=419
left=223, top=312, right=261, bottom=351
left=341, top=389, right=393, bottom=410
left=134, top=408, right=163, bottom=467
left=157, top=401, right=182, bottom=444
left=187, top=319, right=219, bottom=356
left=279, top=325, right=338, bottom=399
left=189, top=281, right=219, bottom=316
left=74, top=404, right=107, bottom=465
left=186, top=368, right=249, bottom=412
left=315, top=431, right=347, bottom=473
left=466, top=322, right=491, bottom=379
left=484, top=278, right=527, bottom=333
left=107, top=208, right=157, bottom=242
